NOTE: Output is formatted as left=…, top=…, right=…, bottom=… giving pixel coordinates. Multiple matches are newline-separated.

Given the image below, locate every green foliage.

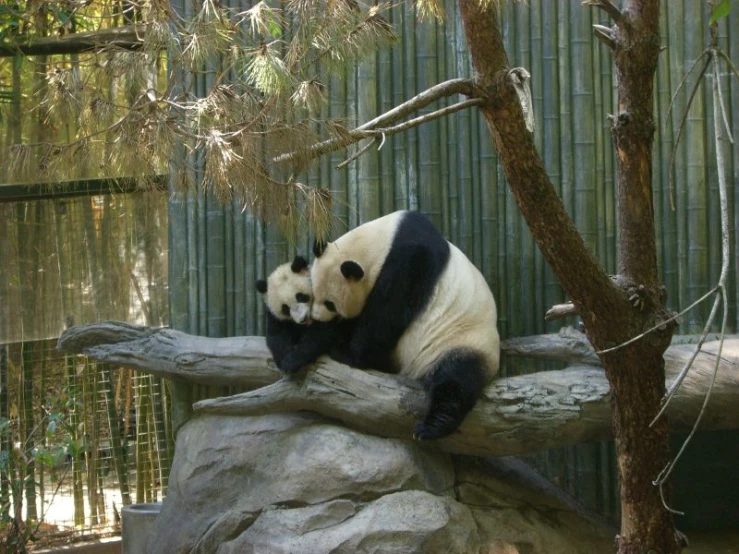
left=710, top=0, right=732, bottom=24
left=0, top=2, right=23, bottom=44
left=0, top=382, right=86, bottom=552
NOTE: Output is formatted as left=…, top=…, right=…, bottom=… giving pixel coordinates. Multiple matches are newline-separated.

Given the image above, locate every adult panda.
left=310, top=210, right=500, bottom=440
left=256, top=255, right=352, bottom=374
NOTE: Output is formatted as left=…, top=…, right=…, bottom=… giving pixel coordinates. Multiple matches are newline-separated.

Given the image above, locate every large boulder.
left=146, top=413, right=612, bottom=554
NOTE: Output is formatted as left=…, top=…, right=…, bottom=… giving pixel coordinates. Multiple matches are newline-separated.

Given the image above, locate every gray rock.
left=217, top=491, right=479, bottom=554
left=146, top=413, right=455, bottom=553
left=146, top=413, right=612, bottom=554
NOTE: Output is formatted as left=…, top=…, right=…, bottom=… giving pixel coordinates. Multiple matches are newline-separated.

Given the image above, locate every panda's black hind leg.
left=413, top=350, right=488, bottom=440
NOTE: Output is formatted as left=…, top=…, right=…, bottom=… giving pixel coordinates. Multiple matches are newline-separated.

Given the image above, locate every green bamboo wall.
left=168, top=1, right=739, bottom=527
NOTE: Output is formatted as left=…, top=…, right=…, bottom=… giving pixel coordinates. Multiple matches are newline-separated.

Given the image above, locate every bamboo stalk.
left=0, top=345, right=9, bottom=521
left=684, top=0, right=709, bottom=333
left=134, top=373, right=150, bottom=504
left=390, top=1, right=407, bottom=211
left=357, top=52, right=381, bottom=220
left=404, top=5, right=419, bottom=211
left=727, top=7, right=739, bottom=331
left=101, top=364, right=131, bottom=505
left=20, top=342, right=37, bottom=522
left=417, top=14, right=442, bottom=226
left=528, top=0, right=545, bottom=337
left=65, top=351, right=85, bottom=526
left=540, top=0, right=564, bottom=329
left=378, top=33, right=395, bottom=214
left=84, top=358, right=99, bottom=525
left=655, top=1, right=676, bottom=314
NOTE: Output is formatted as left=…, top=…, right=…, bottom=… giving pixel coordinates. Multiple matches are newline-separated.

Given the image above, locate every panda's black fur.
left=256, top=255, right=352, bottom=374
left=329, top=212, right=451, bottom=372
left=310, top=211, right=500, bottom=440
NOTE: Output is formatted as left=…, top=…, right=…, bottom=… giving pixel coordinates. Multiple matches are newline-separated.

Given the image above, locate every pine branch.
left=273, top=78, right=479, bottom=165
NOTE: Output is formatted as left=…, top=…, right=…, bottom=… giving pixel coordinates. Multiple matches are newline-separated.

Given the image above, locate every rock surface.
left=146, top=413, right=613, bottom=554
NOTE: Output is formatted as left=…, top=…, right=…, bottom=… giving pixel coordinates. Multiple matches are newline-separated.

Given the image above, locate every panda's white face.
left=310, top=248, right=369, bottom=322
left=310, top=213, right=400, bottom=322
left=258, top=257, right=313, bottom=324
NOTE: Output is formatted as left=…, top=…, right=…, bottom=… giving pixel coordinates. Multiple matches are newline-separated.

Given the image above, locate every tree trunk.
left=456, top=1, right=680, bottom=552
left=56, top=322, right=739, bottom=460
left=605, top=3, right=678, bottom=551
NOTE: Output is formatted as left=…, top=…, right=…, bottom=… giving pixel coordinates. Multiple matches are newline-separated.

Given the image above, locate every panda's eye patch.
left=296, top=293, right=310, bottom=303
left=281, top=304, right=290, bottom=316
left=324, top=300, right=337, bottom=312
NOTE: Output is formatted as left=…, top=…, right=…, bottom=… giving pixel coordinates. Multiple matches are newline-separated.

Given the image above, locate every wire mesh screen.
left=0, top=191, right=168, bottom=342
left=0, top=190, right=171, bottom=548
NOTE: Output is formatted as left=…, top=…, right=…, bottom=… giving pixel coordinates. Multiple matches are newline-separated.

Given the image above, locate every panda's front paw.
left=412, top=422, right=442, bottom=441
left=278, top=352, right=309, bottom=374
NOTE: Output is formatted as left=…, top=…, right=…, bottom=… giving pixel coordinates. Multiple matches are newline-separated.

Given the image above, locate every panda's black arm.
left=349, top=242, right=445, bottom=371
left=265, top=313, right=302, bottom=367
left=279, top=320, right=353, bottom=373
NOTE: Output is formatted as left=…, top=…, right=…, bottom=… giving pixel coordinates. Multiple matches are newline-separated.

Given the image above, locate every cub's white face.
left=310, top=247, right=369, bottom=322
left=260, top=259, right=313, bottom=324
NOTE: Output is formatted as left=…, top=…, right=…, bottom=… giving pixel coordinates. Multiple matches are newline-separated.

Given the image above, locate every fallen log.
left=58, top=322, right=739, bottom=458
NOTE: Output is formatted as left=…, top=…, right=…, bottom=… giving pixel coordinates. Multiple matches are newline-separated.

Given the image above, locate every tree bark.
left=0, top=25, right=145, bottom=58
left=56, top=322, right=739, bottom=459
left=455, top=1, right=680, bottom=552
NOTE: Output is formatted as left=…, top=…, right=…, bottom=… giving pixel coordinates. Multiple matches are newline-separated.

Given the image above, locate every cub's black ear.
left=291, top=255, right=308, bottom=273
left=313, top=239, right=327, bottom=258
left=340, top=261, right=365, bottom=281
left=255, top=279, right=268, bottom=294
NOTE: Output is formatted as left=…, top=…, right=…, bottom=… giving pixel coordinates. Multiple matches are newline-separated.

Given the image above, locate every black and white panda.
left=256, top=255, right=351, bottom=374
left=310, top=210, right=500, bottom=440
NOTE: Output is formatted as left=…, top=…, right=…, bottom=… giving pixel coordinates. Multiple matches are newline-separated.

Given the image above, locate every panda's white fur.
left=310, top=210, right=499, bottom=439
left=257, top=256, right=353, bottom=374
left=261, top=259, right=312, bottom=324
left=394, top=243, right=498, bottom=381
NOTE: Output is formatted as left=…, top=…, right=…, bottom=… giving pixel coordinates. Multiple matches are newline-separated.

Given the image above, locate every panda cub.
left=310, top=210, right=500, bottom=440
left=256, top=255, right=351, bottom=374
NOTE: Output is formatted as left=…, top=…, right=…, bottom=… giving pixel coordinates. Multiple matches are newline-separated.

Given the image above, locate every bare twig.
left=651, top=36, right=734, bottom=500
left=665, top=50, right=710, bottom=122
left=653, top=48, right=734, bottom=421
left=650, top=290, right=722, bottom=425
left=596, top=287, right=717, bottom=355
left=666, top=50, right=711, bottom=210
left=273, top=78, right=479, bottom=165
left=335, top=138, right=377, bottom=169
left=373, top=98, right=484, bottom=136
left=716, top=48, right=739, bottom=82
left=582, top=0, right=623, bottom=22
left=653, top=287, right=728, bottom=490
left=712, top=49, right=735, bottom=144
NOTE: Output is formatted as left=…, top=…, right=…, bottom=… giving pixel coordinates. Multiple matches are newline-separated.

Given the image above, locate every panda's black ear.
left=340, top=261, right=365, bottom=281
left=255, top=279, right=268, bottom=294
left=313, top=239, right=327, bottom=258
left=291, top=255, right=308, bottom=273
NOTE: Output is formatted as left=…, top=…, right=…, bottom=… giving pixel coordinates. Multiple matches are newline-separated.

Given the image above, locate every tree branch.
left=544, top=302, right=579, bottom=322
left=57, top=322, right=739, bottom=459
left=501, top=326, right=601, bottom=365
left=583, top=0, right=623, bottom=23
left=193, top=338, right=739, bottom=458
left=273, top=78, right=479, bottom=165
left=456, top=0, right=624, bottom=334
left=57, top=322, right=280, bottom=389
left=592, top=25, right=616, bottom=50
left=0, top=25, right=146, bottom=58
